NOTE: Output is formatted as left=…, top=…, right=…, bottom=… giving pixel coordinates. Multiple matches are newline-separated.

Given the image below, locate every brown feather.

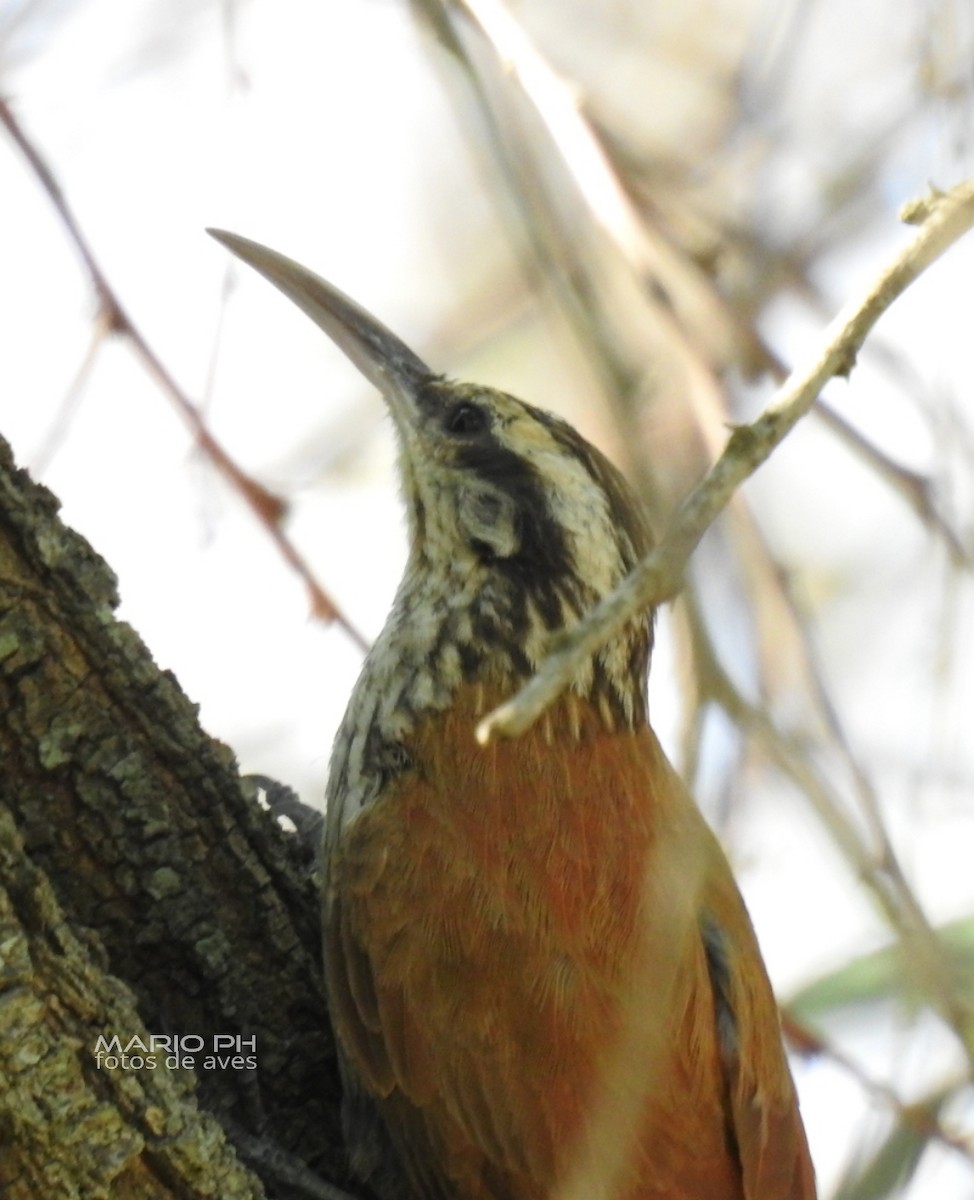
left=325, top=685, right=815, bottom=1199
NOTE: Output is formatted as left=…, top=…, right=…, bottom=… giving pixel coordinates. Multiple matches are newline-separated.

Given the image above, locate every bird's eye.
left=445, top=402, right=489, bottom=436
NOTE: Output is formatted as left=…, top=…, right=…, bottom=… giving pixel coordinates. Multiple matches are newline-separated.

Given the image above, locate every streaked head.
left=209, top=230, right=654, bottom=721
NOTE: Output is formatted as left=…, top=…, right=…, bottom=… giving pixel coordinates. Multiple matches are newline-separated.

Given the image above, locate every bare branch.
left=700, top=619, right=974, bottom=1069
left=478, top=177, right=974, bottom=743
left=781, top=1014, right=974, bottom=1165
left=0, top=97, right=368, bottom=652
left=29, top=310, right=111, bottom=476
left=814, top=398, right=971, bottom=567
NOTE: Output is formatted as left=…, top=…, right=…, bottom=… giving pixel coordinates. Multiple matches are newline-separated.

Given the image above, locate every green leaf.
left=787, top=915, right=974, bottom=1022
left=833, top=1122, right=927, bottom=1200
left=831, top=1087, right=954, bottom=1200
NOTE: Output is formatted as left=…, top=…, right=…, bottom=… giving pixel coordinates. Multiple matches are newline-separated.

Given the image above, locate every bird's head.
left=210, top=231, right=654, bottom=727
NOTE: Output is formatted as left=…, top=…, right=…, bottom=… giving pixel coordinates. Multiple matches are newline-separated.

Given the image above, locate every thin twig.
left=764, top=266, right=971, bottom=566
left=30, top=309, right=111, bottom=476
left=814, top=399, right=971, bottom=567
left=693, top=607, right=974, bottom=1070
left=781, top=1013, right=974, bottom=1164
left=477, top=177, right=974, bottom=744
left=0, top=97, right=368, bottom=652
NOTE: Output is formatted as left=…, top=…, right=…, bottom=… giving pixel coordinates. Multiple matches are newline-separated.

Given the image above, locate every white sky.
left=2, top=2, right=974, bottom=1195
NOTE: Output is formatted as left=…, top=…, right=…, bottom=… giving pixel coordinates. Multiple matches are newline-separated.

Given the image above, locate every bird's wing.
left=324, top=712, right=816, bottom=1200
left=702, top=853, right=817, bottom=1200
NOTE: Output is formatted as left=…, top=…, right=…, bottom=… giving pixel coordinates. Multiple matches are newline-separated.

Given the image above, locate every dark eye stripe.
left=452, top=436, right=571, bottom=604
left=528, top=406, right=655, bottom=564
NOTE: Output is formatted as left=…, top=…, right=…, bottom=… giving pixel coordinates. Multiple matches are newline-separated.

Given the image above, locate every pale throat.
left=326, top=557, right=649, bottom=839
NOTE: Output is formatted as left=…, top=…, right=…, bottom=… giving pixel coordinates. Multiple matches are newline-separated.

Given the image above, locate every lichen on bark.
left=0, top=434, right=349, bottom=1199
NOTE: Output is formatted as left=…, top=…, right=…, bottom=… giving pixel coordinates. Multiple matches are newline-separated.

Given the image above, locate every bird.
left=209, top=229, right=816, bottom=1200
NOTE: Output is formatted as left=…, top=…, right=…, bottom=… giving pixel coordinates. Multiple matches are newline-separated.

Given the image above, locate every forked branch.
left=478, top=177, right=974, bottom=742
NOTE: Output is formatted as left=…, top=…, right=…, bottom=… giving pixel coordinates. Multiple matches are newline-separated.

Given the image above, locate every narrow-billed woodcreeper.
left=211, top=230, right=816, bottom=1200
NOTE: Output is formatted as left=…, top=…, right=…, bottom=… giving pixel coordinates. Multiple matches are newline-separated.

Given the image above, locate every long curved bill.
left=207, top=229, right=432, bottom=404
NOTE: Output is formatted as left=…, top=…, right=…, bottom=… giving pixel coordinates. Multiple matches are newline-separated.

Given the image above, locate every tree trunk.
left=0, top=432, right=348, bottom=1199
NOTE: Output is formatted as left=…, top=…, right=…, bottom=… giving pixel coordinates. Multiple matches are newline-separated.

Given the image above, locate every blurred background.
left=2, top=0, right=974, bottom=1195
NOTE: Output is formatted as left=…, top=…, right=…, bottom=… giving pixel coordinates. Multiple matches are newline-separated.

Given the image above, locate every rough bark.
left=0, top=432, right=349, bottom=1199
